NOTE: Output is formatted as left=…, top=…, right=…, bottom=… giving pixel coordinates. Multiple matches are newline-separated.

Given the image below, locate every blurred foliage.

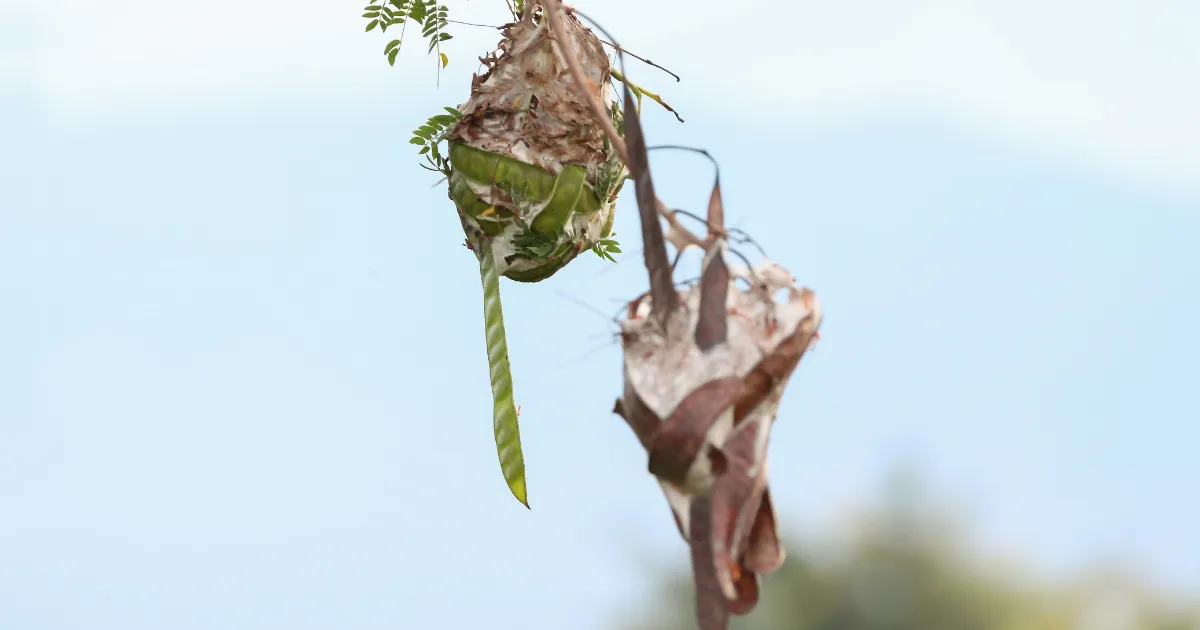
left=620, top=470, right=1199, bottom=630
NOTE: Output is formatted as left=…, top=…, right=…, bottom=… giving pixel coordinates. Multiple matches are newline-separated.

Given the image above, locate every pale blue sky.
left=3, top=2, right=1200, bottom=628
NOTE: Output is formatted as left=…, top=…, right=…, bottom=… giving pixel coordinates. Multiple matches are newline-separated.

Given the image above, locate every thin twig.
left=612, top=69, right=684, bottom=122
left=446, top=18, right=503, bottom=30
left=555, top=337, right=620, bottom=368
left=598, top=40, right=681, bottom=82
left=554, top=289, right=622, bottom=326
left=648, top=144, right=718, bottom=177
left=671, top=208, right=721, bottom=237
left=670, top=208, right=767, bottom=257
left=657, top=198, right=707, bottom=251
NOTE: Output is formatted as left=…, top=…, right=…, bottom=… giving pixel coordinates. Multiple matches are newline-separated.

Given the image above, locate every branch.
left=545, top=1, right=709, bottom=257
left=542, top=0, right=629, bottom=166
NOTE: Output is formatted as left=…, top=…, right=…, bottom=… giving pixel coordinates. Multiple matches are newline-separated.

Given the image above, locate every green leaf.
left=388, top=48, right=399, bottom=65
left=444, top=107, right=463, bottom=117
left=384, top=39, right=401, bottom=54
left=362, top=11, right=380, bottom=18
left=409, top=137, right=425, bottom=145
left=440, top=52, right=449, bottom=68
left=365, top=19, right=379, bottom=31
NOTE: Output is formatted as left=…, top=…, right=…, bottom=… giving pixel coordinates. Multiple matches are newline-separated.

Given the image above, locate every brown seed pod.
left=610, top=79, right=822, bottom=629
left=615, top=250, right=821, bottom=628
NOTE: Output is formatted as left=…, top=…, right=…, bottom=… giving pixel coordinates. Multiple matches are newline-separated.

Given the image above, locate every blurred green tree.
left=618, top=469, right=1199, bottom=630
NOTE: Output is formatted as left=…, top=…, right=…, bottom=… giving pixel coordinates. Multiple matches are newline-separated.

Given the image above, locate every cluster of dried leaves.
left=599, top=37, right=824, bottom=630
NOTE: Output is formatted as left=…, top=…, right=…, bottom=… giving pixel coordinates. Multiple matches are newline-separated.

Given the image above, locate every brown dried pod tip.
left=611, top=80, right=823, bottom=628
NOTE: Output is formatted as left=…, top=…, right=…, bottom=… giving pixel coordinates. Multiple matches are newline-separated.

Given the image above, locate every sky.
left=2, top=1, right=1199, bottom=629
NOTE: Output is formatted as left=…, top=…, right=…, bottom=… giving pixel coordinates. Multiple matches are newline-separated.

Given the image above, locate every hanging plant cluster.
left=364, top=0, right=680, bottom=506
left=610, top=82, right=823, bottom=628
left=443, top=6, right=626, bottom=283
left=362, top=3, right=826, bottom=625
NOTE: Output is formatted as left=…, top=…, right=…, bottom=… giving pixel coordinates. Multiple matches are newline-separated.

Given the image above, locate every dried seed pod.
left=611, top=78, right=822, bottom=628
left=615, top=248, right=821, bottom=628
left=620, top=255, right=821, bottom=491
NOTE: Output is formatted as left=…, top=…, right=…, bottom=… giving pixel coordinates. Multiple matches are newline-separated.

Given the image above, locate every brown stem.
left=658, top=198, right=708, bottom=251
left=542, top=0, right=629, bottom=166
left=543, top=0, right=707, bottom=253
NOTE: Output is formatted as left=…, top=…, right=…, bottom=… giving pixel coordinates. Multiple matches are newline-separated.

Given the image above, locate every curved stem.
left=612, top=69, right=684, bottom=122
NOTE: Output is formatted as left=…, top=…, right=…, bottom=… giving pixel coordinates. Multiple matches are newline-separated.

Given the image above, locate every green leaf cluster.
left=594, top=101, right=628, bottom=204
left=511, top=229, right=559, bottom=260
left=363, top=0, right=453, bottom=69
left=591, top=234, right=622, bottom=263
left=409, top=106, right=464, bottom=175
left=512, top=220, right=621, bottom=266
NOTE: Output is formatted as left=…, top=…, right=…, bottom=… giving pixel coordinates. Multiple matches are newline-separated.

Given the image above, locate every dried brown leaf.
left=743, top=488, right=785, bottom=575
left=648, top=377, right=741, bottom=488
left=710, top=420, right=769, bottom=598
left=688, top=495, right=731, bottom=630
left=705, top=179, right=725, bottom=241
left=732, top=311, right=820, bottom=426
left=724, top=566, right=760, bottom=616
left=614, top=380, right=663, bottom=451
left=695, top=249, right=730, bottom=351
left=622, top=85, right=677, bottom=324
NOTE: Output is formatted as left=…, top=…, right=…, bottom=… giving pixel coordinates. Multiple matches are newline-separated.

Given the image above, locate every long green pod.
left=478, top=238, right=529, bottom=507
